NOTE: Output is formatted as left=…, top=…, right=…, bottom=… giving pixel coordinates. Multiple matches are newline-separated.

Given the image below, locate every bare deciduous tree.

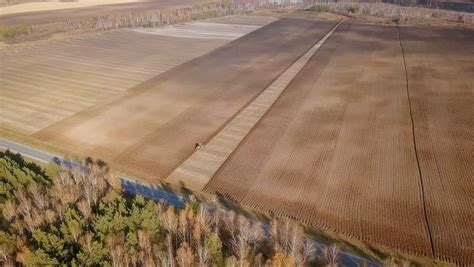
left=138, top=230, right=155, bottom=267
left=28, top=183, right=49, bottom=210
left=106, top=232, right=125, bottom=267
left=176, top=242, right=194, bottom=267
left=1, top=200, right=16, bottom=222
left=15, top=191, right=32, bottom=217
left=323, top=244, right=340, bottom=266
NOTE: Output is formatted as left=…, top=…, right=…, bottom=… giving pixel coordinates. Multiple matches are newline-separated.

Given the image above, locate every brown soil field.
left=0, top=15, right=274, bottom=134
left=0, top=0, right=203, bottom=25
left=33, top=19, right=336, bottom=179
left=204, top=22, right=473, bottom=264
left=400, top=26, right=474, bottom=264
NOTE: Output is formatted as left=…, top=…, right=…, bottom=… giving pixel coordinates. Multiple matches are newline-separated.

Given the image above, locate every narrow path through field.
left=165, top=21, right=343, bottom=190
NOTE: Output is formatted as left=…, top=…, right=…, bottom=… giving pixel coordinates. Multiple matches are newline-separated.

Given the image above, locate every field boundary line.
left=0, top=138, right=60, bottom=163
left=397, top=26, right=435, bottom=256
left=165, top=20, right=344, bottom=191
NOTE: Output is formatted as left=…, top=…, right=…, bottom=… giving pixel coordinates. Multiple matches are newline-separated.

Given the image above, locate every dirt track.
left=34, top=19, right=336, bottom=179
left=0, top=0, right=202, bottom=25
left=204, top=23, right=473, bottom=264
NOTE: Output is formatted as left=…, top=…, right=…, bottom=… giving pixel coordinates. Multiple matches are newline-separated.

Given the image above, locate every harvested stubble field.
left=0, top=0, right=204, bottom=25
left=204, top=22, right=474, bottom=264
left=32, top=18, right=336, bottom=179
left=0, top=15, right=275, bottom=134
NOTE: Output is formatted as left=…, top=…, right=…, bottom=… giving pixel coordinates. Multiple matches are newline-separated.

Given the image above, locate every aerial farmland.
left=0, top=0, right=473, bottom=265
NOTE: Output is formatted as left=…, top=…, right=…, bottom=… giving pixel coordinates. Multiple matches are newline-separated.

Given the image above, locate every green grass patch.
left=307, top=4, right=330, bottom=12
left=0, top=24, right=30, bottom=39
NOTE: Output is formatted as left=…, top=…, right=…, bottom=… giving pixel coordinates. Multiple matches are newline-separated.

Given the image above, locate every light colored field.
left=133, top=22, right=265, bottom=40
left=0, top=15, right=275, bottom=135
left=0, top=0, right=144, bottom=15
left=33, top=19, right=335, bottom=181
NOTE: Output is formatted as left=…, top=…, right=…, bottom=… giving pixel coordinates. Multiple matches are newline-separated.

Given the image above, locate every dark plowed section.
left=35, top=19, right=336, bottom=179
left=400, top=27, right=474, bottom=264
left=0, top=0, right=201, bottom=25
left=205, top=23, right=434, bottom=257
left=205, top=23, right=473, bottom=264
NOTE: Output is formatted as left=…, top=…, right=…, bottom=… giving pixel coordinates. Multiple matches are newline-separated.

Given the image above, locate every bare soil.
left=0, top=26, right=235, bottom=133
left=400, top=26, right=474, bottom=264
left=33, top=19, right=336, bottom=180
left=204, top=22, right=473, bottom=265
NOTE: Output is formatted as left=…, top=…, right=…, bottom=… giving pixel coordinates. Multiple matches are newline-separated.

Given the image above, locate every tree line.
left=0, top=150, right=346, bottom=266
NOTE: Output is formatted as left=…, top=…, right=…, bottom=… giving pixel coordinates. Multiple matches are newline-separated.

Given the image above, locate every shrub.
left=0, top=24, right=29, bottom=39
left=307, top=4, right=330, bottom=13
left=348, top=6, right=360, bottom=14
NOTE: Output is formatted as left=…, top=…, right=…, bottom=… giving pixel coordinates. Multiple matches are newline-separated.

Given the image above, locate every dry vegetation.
left=1, top=0, right=472, bottom=43
left=301, top=1, right=474, bottom=27
left=0, top=151, right=359, bottom=266
left=331, top=2, right=473, bottom=24
left=0, top=0, right=299, bottom=42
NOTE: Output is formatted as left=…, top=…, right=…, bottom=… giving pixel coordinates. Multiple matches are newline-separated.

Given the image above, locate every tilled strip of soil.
left=400, top=26, right=474, bottom=265
left=35, top=18, right=337, bottom=179
left=205, top=22, right=436, bottom=258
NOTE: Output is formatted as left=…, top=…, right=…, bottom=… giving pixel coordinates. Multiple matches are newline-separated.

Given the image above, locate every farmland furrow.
left=205, top=22, right=434, bottom=257
left=0, top=79, right=105, bottom=105
left=0, top=68, right=121, bottom=94
left=400, top=26, right=474, bottom=265
left=167, top=20, right=342, bottom=190
left=1, top=15, right=275, bottom=135
left=397, top=26, right=435, bottom=256
left=34, top=19, right=337, bottom=181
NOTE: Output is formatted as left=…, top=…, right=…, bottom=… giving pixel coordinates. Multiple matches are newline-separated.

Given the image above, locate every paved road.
left=0, top=137, right=380, bottom=266
left=0, top=138, right=59, bottom=163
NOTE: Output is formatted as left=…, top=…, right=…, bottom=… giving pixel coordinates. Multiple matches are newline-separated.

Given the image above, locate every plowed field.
left=400, top=26, right=473, bottom=264
left=0, top=15, right=275, bottom=134
left=204, top=23, right=473, bottom=264
left=33, top=19, right=336, bottom=179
